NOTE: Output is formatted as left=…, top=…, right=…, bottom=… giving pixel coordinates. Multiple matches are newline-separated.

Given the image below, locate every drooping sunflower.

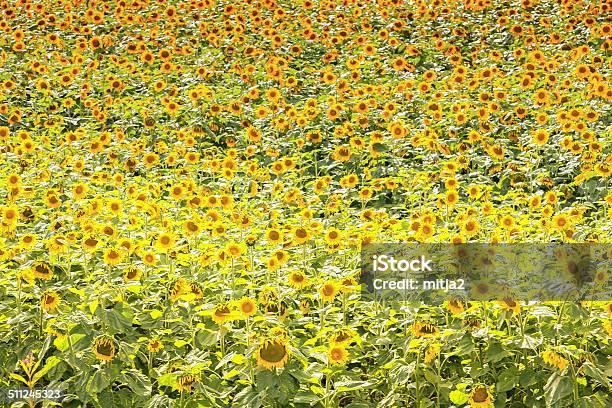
left=123, top=266, right=142, bottom=283
left=211, top=303, right=234, bottom=325
left=541, top=350, right=568, bottom=371
left=412, top=322, right=440, bottom=338
left=330, top=328, right=359, bottom=345
left=41, top=291, right=60, bottom=312
left=498, top=297, right=521, bottom=314
left=264, top=301, right=289, bottom=320
left=256, top=339, right=290, bottom=370
left=32, top=262, right=53, bottom=281
left=445, top=298, right=466, bottom=315
left=339, top=276, right=358, bottom=293
left=92, top=337, right=117, bottom=362
left=176, top=374, right=198, bottom=392
left=424, top=344, right=441, bottom=364
left=468, top=385, right=493, bottom=408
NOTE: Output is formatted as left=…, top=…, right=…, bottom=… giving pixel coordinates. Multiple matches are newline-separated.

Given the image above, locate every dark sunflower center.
left=260, top=342, right=287, bottom=363
left=36, top=265, right=50, bottom=275
left=97, top=342, right=113, bottom=356
left=215, top=307, right=230, bottom=317
left=473, top=388, right=488, bottom=402
left=422, top=324, right=436, bottom=334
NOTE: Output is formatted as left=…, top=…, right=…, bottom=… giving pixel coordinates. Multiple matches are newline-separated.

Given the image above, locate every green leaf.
left=496, top=367, right=518, bottom=393
left=119, top=369, right=152, bottom=397
left=293, top=390, right=319, bottom=404
left=87, top=369, right=111, bottom=394
left=451, top=334, right=475, bottom=356
left=544, top=372, right=573, bottom=406
left=145, top=394, right=173, bottom=408
left=157, top=373, right=178, bottom=388
left=32, top=356, right=61, bottom=384
left=9, top=373, right=29, bottom=386
left=335, top=380, right=378, bottom=392
left=222, top=369, right=242, bottom=380
left=233, top=386, right=262, bottom=408
left=582, top=362, right=610, bottom=388
left=449, top=390, right=468, bottom=405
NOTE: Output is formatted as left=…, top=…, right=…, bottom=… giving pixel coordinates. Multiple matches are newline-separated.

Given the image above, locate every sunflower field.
left=0, top=0, right=611, bottom=406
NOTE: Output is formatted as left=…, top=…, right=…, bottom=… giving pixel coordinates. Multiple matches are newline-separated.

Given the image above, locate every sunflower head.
left=320, top=281, right=339, bottom=302
left=339, top=276, right=358, bottom=293
left=123, top=266, right=142, bottom=282
left=498, top=297, right=521, bottom=314
left=147, top=339, right=163, bottom=353
left=236, top=297, right=257, bottom=318
left=287, top=270, right=309, bottom=289
left=93, top=337, right=117, bottom=362
left=468, top=385, right=493, bottom=408
left=211, top=303, right=235, bottom=324
left=32, top=262, right=53, bottom=281
left=41, top=291, right=60, bottom=312
left=412, top=322, right=439, bottom=338
left=328, top=345, right=349, bottom=365
left=330, top=328, right=358, bottom=345
left=176, top=374, right=199, bottom=392
left=445, top=298, right=465, bottom=315
left=256, top=339, right=290, bottom=370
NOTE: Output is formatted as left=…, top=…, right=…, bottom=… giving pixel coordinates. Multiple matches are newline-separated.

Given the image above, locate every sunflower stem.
left=38, top=304, right=44, bottom=338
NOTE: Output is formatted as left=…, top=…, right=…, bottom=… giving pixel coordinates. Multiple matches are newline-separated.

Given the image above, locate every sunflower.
left=292, top=226, right=311, bottom=245
left=147, top=339, right=163, bottom=353
left=256, top=339, right=290, bottom=369
left=32, top=262, right=53, bottom=280
left=103, top=247, right=124, bottom=266
left=328, top=345, right=349, bottom=365
left=82, top=235, right=99, bottom=252
left=324, top=228, right=343, bottom=245
left=498, top=298, right=521, bottom=314
left=468, top=385, right=493, bottom=408
left=176, top=374, right=198, bottom=392
left=424, top=344, right=440, bottom=364
left=340, top=276, right=358, bottom=293
left=541, top=350, right=569, bottom=371
left=445, top=298, right=466, bottom=315
left=41, top=291, right=60, bottom=312
left=211, top=303, right=234, bottom=324
left=412, top=322, right=439, bottom=338
left=189, top=282, right=203, bottom=300
left=320, top=281, right=339, bottom=302
left=330, top=328, right=358, bottom=345
left=288, top=270, right=310, bottom=289
left=92, top=337, right=117, bottom=362
left=266, top=228, right=283, bottom=244
left=142, top=251, right=157, bottom=266
left=264, top=301, right=289, bottom=320
left=155, top=232, right=175, bottom=251
left=299, top=298, right=311, bottom=315
left=170, top=278, right=189, bottom=302
left=236, top=297, right=257, bottom=318
left=123, top=266, right=142, bottom=282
